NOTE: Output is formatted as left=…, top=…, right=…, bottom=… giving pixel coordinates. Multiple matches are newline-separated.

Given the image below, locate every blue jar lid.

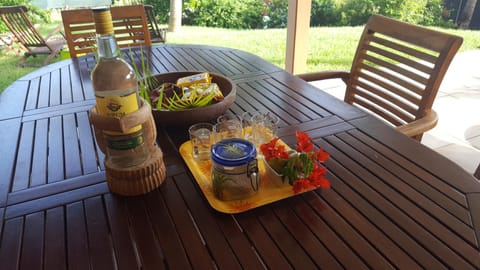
left=211, top=138, right=257, bottom=167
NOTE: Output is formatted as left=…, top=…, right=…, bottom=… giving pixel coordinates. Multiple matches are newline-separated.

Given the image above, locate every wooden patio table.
left=0, top=44, right=479, bottom=269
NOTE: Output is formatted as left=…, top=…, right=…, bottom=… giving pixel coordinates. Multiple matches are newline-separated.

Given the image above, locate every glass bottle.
left=91, top=7, right=149, bottom=168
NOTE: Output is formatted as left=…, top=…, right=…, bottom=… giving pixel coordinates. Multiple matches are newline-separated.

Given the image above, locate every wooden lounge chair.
left=0, top=5, right=66, bottom=66
left=297, top=14, right=463, bottom=141
left=144, top=5, right=167, bottom=43
left=61, top=5, right=151, bottom=58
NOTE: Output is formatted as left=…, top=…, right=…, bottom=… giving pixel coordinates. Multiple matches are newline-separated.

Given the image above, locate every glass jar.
left=211, top=138, right=259, bottom=201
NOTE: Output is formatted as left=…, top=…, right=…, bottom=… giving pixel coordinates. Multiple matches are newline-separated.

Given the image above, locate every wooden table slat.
left=173, top=173, right=243, bottom=269
left=144, top=187, right=195, bottom=269
left=272, top=201, right=345, bottom=269
left=63, top=113, right=84, bottom=178
left=183, top=47, right=231, bottom=76
left=214, top=214, right=268, bottom=270
left=0, top=81, right=28, bottom=120
left=66, top=201, right=92, bottom=270
left=153, top=178, right=215, bottom=269
left=84, top=196, right=117, bottom=270
left=8, top=172, right=105, bottom=206
left=60, top=65, right=74, bottom=104
left=49, top=69, right=61, bottom=107
left=77, top=112, right=103, bottom=174
left=125, top=197, right=166, bottom=269
left=350, top=117, right=480, bottom=192
left=20, top=212, right=45, bottom=270
left=45, top=207, right=67, bottom=270
left=22, top=101, right=96, bottom=121
left=270, top=71, right=368, bottom=121
left=25, top=78, right=40, bottom=112
left=343, top=130, right=474, bottom=230
left=217, top=50, right=253, bottom=74
left=31, top=118, right=48, bottom=187
left=349, top=129, right=471, bottom=207
left=318, top=137, right=448, bottom=269
left=252, top=80, right=322, bottom=122
left=236, top=211, right=293, bottom=269
left=263, top=78, right=333, bottom=118
left=291, top=194, right=370, bottom=270
left=256, top=205, right=318, bottom=268
left=47, top=116, right=65, bottom=183
left=103, top=194, right=143, bottom=270
left=1, top=119, right=22, bottom=200
left=37, top=73, right=51, bottom=109
left=14, top=122, right=35, bottom=191
left=0, top=217, right=23, bottom=270
left=152, top=46, right=190, bottom=72
left=231, top=49, right=283, bottom=74
left=5, top=182, right=109, bottom=220
left=74, top=57, right=95, bottom=102
left=322, top=134, right=478, bottom=269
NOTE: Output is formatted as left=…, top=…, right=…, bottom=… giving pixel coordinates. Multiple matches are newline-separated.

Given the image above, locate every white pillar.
left=285, top=0, right=311, bottom=74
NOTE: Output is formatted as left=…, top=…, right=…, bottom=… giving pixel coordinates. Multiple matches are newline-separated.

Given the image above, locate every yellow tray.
left=179, top=140, right=315, bottom=214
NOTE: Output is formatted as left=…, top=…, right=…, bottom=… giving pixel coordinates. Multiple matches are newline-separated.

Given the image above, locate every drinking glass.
left=213, top=120, right=243, bottom=142
left=189, top=122, right=213, bottom=161
left=251, top=112, right=279, bottom=147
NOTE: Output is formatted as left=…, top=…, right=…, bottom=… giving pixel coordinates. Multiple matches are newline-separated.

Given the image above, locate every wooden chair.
left=144, top=5, right=167, bottom=44
left=0, top=5, right=66, bottom=66
left=61, top=5, right=151, bottom=58
left=297, top=15, right=463, bottom=141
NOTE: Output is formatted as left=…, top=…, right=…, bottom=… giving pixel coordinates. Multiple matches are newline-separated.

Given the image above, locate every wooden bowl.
left=149, top=71, right=236, bottom=126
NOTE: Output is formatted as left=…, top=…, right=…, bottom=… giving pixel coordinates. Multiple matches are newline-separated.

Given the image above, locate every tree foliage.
left=182, top=0, right=263, bottom=29
left=0, top=0, right=51, bottom=32
left=144, top=0, right=170, bottom=24
left=4, top=0, right=460, bottom=32
left=338, top=0, right=452, bottom=26
left=177, top=0, right=456, bottom=29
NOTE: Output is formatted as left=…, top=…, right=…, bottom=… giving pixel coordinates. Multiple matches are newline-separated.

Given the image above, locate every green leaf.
left=299, top=153, right=314, bottom=177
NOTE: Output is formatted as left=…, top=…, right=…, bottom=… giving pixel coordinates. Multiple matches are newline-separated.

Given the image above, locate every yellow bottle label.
left=95, top=92, right=141, bottom=136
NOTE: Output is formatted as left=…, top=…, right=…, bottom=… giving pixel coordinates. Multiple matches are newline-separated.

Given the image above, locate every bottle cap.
left=92, top=6, right=114, bottom=35
left=211, top=139, right=257, bottom=167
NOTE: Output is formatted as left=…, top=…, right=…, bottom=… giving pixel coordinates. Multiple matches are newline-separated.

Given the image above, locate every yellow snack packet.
left=176, top=72, right=212, bottom=88
left=185, top=83, right=224, bottom=101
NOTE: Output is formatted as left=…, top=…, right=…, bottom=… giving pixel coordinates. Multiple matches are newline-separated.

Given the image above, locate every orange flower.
left=292, top=179, right=311, bottom=193
left=315, top=147, right=330, bottom=162
left=260, top=131, right=331, bottom=194
left=260, top=137, right=289, bottom=162
left=296, top=131, right=314, bottom=152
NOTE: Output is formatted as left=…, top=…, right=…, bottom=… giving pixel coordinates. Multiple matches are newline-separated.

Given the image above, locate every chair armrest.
left=396, top=109, right=438, bottom=138
left=45, top=23, right=64, bottom=40
left=297, top=71, right=350, bottom=84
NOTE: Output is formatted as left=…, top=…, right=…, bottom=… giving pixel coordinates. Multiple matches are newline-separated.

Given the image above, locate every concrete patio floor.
left=311, top=49, right=480, bottom=176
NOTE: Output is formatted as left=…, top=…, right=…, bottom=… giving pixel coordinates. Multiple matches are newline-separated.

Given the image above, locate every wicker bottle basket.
left=89, top=98, right=166, bottom=196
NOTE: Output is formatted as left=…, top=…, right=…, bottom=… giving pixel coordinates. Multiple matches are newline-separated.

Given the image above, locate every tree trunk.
left=459, top=0, right=478, bottom=28
left=169, top=0, right=182, bottom=32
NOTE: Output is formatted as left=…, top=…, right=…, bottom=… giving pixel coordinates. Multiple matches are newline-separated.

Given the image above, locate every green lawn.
left=1, top=24, right=479, bottom=94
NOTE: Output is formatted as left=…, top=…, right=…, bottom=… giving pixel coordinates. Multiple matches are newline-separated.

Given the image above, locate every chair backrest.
left=144, top=5, right=166, bottom=43
left=345, top=15, right=462, bottom=128
left=0, top=6, right=47, bottom=50
left=61, top=5, right=151, bottom=58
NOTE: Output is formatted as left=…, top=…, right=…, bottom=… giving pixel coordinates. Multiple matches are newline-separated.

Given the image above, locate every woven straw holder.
left=89, top=98, right=166, bottom=196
